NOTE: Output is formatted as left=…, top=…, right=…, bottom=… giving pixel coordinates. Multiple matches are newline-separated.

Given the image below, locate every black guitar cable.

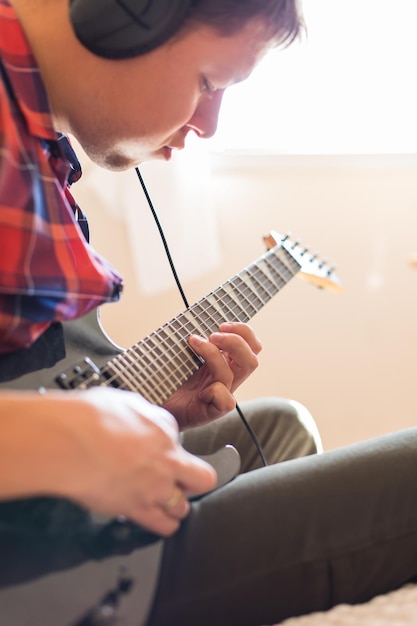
left=135, top=166, right=268, bottom=468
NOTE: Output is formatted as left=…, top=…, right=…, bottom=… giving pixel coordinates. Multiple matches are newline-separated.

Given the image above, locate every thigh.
left=182, top=397, right=322, bottom=472
left=147, top=428, right=417, bottom=626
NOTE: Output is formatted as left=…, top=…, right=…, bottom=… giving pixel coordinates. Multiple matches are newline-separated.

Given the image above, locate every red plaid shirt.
left=0, top=0, right=123, bottom=354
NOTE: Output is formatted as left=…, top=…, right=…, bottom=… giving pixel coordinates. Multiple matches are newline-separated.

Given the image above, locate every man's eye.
left=201, top=76, right=215, bottom=97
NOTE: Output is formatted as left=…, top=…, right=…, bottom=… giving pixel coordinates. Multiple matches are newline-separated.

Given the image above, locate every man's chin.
left=93, top=148, right=170, bottom=171
left=73, top=135, right=172, bottom=170
left=98, top=153, right=139, bottom=171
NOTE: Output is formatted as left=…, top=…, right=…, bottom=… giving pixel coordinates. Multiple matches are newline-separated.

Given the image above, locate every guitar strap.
left=0, top=321, right=65, bottom=383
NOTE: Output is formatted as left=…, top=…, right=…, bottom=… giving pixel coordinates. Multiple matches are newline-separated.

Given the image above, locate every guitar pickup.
left=55, top=357, right=103, bottom=390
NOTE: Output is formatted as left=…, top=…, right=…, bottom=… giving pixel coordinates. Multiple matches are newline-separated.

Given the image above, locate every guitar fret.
left=168, top=317, right=198, bottom=345
left=136, top=335, right=191, bottom=394
left=257, top=262, right=286, bottom=295
left=193, top=296, right=225, bottom=329
left=145, top=328, right=184, bottom=376
left=228, top=275, right=261, bottom=317
left=108, top=348, right=177, bottom=404
left=216, top=283, right=251, bottom=322
left=135, top=336, right=183, bottom=389
left=105, top=343, right=154, bottom=393
left=113, top=352, right=151, bottom=391
left=107, top=353, right=147, bottom=391
left=272, top=247, right=301, bottom=277
left=212, top=286, right=246, bottom=321
left=162, top=320, right=202, bottom=372
left=142, top=334, right=183, bottom=378
left=110, top=350, right=150, bottom=391
left=265, top=255, right=290, bottom=285
left=135, top=356, right=175, bottom=404
left=244, top=267, right=273, bottom=303
left=181, top=309, right=212, bottom=337
left=122, top=320, right=202, bottom=405
left=263, top=256, right=289, bottom=287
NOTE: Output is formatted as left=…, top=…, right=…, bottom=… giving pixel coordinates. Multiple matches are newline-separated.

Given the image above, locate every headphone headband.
left=69, top=0, right=193, bottom=59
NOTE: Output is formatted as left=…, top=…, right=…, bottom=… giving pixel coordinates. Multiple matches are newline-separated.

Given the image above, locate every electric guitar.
left=0, top=231, right=341, bottom=626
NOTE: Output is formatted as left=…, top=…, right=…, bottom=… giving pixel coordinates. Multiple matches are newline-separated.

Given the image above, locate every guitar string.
left=134, top=166, right=268, bottom=467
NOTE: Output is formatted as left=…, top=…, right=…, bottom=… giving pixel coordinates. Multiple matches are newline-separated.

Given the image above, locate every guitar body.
left=0, top=311, right=120, bottom=390
left=0, top=232, right=341, bottom=625
left=0, top=527, right=164, bottom=626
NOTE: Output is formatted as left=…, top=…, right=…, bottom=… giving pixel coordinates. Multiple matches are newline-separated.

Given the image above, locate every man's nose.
left=186, top=90, right=225, bottom=139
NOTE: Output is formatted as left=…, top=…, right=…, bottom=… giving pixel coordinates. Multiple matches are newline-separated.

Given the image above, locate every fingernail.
left=189, top=334, right=206, bottom=344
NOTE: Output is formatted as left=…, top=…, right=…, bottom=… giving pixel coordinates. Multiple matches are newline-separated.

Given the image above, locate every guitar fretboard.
left=101, top=243, right=300, bottom=405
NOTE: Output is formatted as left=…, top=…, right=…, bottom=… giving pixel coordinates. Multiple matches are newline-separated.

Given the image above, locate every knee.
left=286, top=398, right=323, bottom=455
left=240, top=397, right=323, bottom=458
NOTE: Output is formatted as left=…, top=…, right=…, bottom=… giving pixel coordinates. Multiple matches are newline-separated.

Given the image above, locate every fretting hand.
left=163, top=322, right=262, bottom=430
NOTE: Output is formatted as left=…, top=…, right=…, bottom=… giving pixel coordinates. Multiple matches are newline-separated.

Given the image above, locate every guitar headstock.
left=264, top=231, right=343, bottom=294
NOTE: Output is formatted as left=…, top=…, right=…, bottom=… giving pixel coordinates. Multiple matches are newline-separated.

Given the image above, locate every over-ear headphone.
left=69, top=0, right=193, bottom=60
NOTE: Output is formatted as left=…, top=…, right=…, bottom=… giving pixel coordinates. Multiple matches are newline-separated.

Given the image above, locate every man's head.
left=12, top=0, right=304, bottom=169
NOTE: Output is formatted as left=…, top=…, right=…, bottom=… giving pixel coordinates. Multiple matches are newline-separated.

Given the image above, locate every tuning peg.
left=300, top=246, right=310, bottom=256
left=327, top=265, right=337, bottom=275
left=291, top=239, right=301, bottom=249
left=309, top=253, right=318, bottom=262
left=281, top=232, right=292, bottom=242
left=318, top=258, right=328, bottom=269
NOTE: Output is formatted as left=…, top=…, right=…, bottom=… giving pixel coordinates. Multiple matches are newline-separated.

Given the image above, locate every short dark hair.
left=184, top=0, right=304, bottom=48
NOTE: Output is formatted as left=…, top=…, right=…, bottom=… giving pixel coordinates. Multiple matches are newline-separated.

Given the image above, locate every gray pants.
left=146, top=398, right=417, bottom=625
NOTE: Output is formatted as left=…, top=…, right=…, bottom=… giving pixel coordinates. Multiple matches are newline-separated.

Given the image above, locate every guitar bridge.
left=55, top=357, right=103, bottom=390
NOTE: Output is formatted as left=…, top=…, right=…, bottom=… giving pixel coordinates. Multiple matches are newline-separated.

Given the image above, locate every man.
left=1, top=1, right=417, bottom=625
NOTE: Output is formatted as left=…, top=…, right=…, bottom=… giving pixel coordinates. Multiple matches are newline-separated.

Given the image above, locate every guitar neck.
left=102, top=243, right=300, bottom=406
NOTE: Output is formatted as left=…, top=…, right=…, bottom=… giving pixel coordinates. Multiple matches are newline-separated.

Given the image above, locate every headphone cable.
left=135, top=166, right=268, bottom=467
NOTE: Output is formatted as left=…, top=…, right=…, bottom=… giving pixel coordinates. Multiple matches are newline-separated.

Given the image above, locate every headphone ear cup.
left=69, top=0, right=193, bottom=59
